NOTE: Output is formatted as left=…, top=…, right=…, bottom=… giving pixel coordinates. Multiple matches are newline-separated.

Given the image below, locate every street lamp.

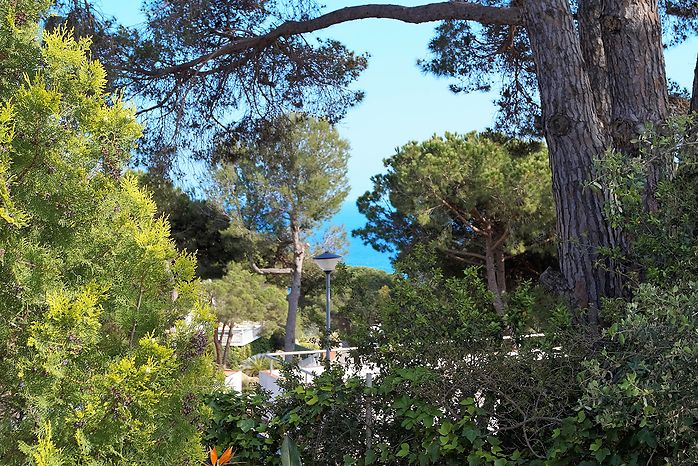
left=313, top=251, right=343, bottom=364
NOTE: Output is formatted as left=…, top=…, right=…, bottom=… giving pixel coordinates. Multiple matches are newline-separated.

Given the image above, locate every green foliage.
left=331, top=265, right=393, bottom=344
left=550, top=283, right=698, bottom=465
left=211, top=113, right=350, bottom=349
left=18, top=422, right=64, bottom=466
left=0, top=10, right=214, bottom=465
left=280, top=435, right=304, bottom=466
left=204, top=116, right=698, bottom=466
left=223, top=335, right=275, bottom=370
left=241, top=354, right=280, bottom=377
left=294, top=263, right=393, bottom=346
left=595, top=114, right=698, bottom=288
left=226, top=344, right=252, bottom=369
left=213, top=114, right=350, bottom=238
left=209, top=284, right=698, bottom=465
left=53, top=0, right=368, bottom=172
left=205, top=390, right=279, bottom=465
left=205, top=365, right=541, bottom=465
left=205, top=266, right=579, bottom=465
left=374, top=258, right=504, bottom=366
left=205, top=261, right=288, bottom=333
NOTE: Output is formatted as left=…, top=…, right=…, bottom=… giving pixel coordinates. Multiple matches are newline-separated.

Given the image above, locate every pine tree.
left=211, top=114, right=349, bottom=352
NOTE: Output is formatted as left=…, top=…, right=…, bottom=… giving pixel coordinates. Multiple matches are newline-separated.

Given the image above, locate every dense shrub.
left=595, top=115, right=698, bottom=288
left=206, top=261, right=698, bottom=465
left=0, top=5, right=214, bottom=464
left=550, top=283, right=698, bottom=465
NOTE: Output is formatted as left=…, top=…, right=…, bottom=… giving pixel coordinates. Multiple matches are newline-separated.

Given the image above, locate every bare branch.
left=250, top=261, right=292, bottom=275
left=146, top=2, right=522, bottom=77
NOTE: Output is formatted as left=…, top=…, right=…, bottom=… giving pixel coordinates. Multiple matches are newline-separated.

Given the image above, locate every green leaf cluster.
left=549, top=283, right=698, bottom=465
left=594, top=114, right=698, bottom=288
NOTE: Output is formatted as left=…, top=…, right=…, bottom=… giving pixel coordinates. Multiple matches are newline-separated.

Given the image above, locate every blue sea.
left=322, top=201, right=393, bottom=272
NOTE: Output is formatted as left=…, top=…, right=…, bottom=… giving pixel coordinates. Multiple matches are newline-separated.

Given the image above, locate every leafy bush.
left=549, top=283, right=698, bottom=465
left=205, top=390, right=279, bottom=465
left=205, top=246, right=698, bottom=465
left=204, top=260, right=581, bottom=465
left=595, top=114, right=698, bottom=288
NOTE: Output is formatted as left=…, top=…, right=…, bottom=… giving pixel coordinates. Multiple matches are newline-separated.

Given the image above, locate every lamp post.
left=312, top=251, right=342, bottom=364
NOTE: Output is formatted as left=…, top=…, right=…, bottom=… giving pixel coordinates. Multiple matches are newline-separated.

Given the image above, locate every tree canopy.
left=355, top=131, right=555, bottom=312
left=49, top=0, right=698, bottom=315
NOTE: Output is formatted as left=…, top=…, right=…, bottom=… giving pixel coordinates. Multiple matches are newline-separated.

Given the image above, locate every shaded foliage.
left=139, top=172, right=245, bottom=278
left=206, top=274, right=698, bottom=465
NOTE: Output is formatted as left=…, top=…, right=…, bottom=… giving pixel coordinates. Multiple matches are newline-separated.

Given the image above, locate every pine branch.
left=145, top=2, right=521, bottom=77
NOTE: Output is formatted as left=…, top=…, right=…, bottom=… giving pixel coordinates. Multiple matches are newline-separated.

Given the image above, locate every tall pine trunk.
left=284, top=224, right=305, bottom=352
left=522, top=0, right=624, bottom=323
left=601, top=0, right=669, bottom=213
left=578, top=0, right=611, bottom=128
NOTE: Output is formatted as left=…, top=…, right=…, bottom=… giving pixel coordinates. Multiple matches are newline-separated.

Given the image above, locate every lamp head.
left=313, top=251, right=343, bottom=272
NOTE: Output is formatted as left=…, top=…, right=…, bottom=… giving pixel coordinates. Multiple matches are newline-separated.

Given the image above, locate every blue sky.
left=98, top=0, right=698, bottom=272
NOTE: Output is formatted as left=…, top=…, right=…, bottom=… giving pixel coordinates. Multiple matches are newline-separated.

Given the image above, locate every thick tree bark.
left=485, top=236, right=505, bottom=315
left=578, top=0, right=611, bottom=127
left=601, top=0, right=668, bottom=142
left=600, top=0, right=669, bottom=213
left=284, top=224, right=305, bottom=353
left=522, top=0, right=623, bottom=322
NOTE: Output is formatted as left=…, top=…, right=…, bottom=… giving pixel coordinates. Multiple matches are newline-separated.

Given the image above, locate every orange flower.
left=218, top=447, right=233, bottom=465
left=208, top=447, right=234, bottom=466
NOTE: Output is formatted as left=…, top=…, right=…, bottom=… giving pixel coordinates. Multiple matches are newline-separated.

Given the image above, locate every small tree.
left=211, top=114, right=349, bottom=352
left=355, top=132, right=555, bottom=313
left=204, top=262, right=287, bottom=367
left=330, top=265, right=393, bottom=344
